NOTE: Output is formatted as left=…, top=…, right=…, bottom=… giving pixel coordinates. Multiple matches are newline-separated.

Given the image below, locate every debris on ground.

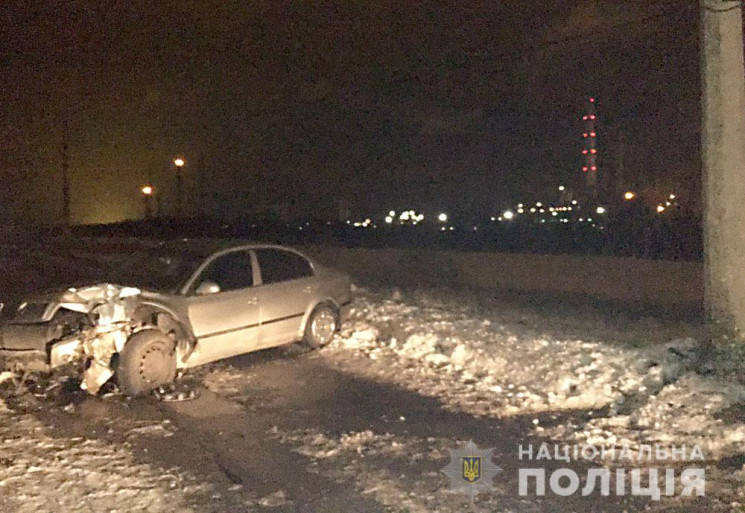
left=153, top=381, right=201, bottom=402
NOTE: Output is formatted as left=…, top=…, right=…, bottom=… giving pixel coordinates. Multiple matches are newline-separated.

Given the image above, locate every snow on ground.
left=270, top=427, right=492, bottom=513
left=195, top=285, right=745, bottom=510
left=330, top=286, right=745, bottom=459
left=0, top=394, right=255, bottom=513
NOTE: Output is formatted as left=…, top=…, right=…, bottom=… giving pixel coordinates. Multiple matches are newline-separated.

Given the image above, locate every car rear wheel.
left=303, top=304, right=338, bottom=349
left=117, top=329, right=177, bottom=396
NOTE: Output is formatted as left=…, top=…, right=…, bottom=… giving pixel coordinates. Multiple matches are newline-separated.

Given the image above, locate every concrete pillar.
left=701, top=0, right=745, bottom=331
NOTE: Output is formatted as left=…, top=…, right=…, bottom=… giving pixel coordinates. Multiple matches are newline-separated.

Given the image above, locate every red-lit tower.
left=580, top=97, right=598, bottom=193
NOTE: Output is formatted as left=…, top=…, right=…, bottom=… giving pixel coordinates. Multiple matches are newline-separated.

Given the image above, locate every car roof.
left=131, top=238, right=307, bottom=260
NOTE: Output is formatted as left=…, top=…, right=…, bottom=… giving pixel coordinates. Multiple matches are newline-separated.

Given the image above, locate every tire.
left=303, top=304, right=338, bottom=349
left=116, top=329, right=177, bottom=396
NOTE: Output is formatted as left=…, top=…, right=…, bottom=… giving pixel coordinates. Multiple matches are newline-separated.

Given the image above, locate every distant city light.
left=141, top=185, right=153, bottom=196
left=503, top=210, right=514, bottom=220
left=657, top=205, right=666, bottom=213
left=536, top=202, right=542, bottom=207
left=517, top=203, right=524, bottom=209
left=389, top=210, right=396, bottom=217
left=490, top=216, right=496, bottom=221
left=530, top=207, right=536, bottom=213
left=571, top=200, right=578, bottom=205
left=385, top=216, right=393, bottom=224
left=174, top=158, right=185, bottom=167
left=517, top=208, right=524, bottom=214
left=669, top=194, right=676, bottom=200
left=438, top=213, right=448, bottom=222
left=596, top=206, right=606, bottom=215
left=558, top=185, right=565, bottom=191
left=624, top=191, right=636, bottom=201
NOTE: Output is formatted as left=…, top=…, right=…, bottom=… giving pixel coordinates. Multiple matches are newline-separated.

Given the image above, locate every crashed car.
left=0, top=242, right=352, bottom=395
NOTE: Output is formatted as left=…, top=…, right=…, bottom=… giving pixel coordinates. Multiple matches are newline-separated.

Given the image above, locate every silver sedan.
left=0, top=242, right=352, bottom=396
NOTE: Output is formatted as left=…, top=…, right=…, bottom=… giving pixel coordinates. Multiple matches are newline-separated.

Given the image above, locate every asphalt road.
left=10, top=344, right=662, bottom=513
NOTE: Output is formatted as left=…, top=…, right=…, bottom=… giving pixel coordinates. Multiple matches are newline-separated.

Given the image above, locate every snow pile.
left=565, top=373, right=745, bottom=456
left=337, top=291, right=686, bottom=412
left=332, top=288, right=745, bottom=459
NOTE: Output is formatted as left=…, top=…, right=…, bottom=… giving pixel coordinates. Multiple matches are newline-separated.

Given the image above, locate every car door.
left=184, top=249, right=260, bottom=367
left=254, top=248, right=316, bottom=348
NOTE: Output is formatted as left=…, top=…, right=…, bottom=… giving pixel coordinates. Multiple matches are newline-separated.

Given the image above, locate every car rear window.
left=256, top=249, right=313, bottom=285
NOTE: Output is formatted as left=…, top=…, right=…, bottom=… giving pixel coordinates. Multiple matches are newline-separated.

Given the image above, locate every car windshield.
left=104, top=248, right=205, bottom=293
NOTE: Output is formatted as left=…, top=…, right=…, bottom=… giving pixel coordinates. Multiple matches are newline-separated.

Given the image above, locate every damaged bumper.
left=0, top=323, right=68, bottom=371
left=0, top=284, right=142, bottom=394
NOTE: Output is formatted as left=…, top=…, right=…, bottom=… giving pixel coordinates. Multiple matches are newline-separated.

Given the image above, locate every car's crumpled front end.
left=0, top=284, right=142, bottom=394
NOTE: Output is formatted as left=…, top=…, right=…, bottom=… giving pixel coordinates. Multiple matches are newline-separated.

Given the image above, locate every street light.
left=174, top=157, right=185, bottom=217
left=624, top=191, right=636, bottom=201
left=141, top=185, right=154, bottom=218
left=438, top=213, right=448, bottom=222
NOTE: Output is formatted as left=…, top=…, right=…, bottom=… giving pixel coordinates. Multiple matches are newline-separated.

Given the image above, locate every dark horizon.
left=1, top=0, right=700, bottom=226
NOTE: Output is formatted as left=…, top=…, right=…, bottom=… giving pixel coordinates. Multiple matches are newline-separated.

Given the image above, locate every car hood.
left=2, top=283, right=158, bottom=324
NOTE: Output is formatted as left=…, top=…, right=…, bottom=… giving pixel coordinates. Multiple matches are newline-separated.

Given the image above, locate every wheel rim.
left=138, top=343, right=173, bottom=385
left=311, top=310, right=336, bottom=345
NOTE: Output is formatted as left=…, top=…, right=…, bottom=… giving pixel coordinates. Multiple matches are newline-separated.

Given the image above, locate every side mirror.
left=195, top=281, right=221, bottom=296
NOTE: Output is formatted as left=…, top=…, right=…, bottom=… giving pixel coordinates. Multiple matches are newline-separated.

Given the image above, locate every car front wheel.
left=117, top=329, right=177, bottom=396
left=303, top=304, right=338, bottom=349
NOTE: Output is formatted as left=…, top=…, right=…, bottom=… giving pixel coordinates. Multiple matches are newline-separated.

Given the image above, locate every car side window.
left=197, top=251, right=254, bottom=292
left=256, top=249, right=313, bottom=285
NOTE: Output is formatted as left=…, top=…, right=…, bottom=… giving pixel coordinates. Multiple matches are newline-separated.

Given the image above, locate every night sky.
left=1, top=0, right=699, bottom=225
